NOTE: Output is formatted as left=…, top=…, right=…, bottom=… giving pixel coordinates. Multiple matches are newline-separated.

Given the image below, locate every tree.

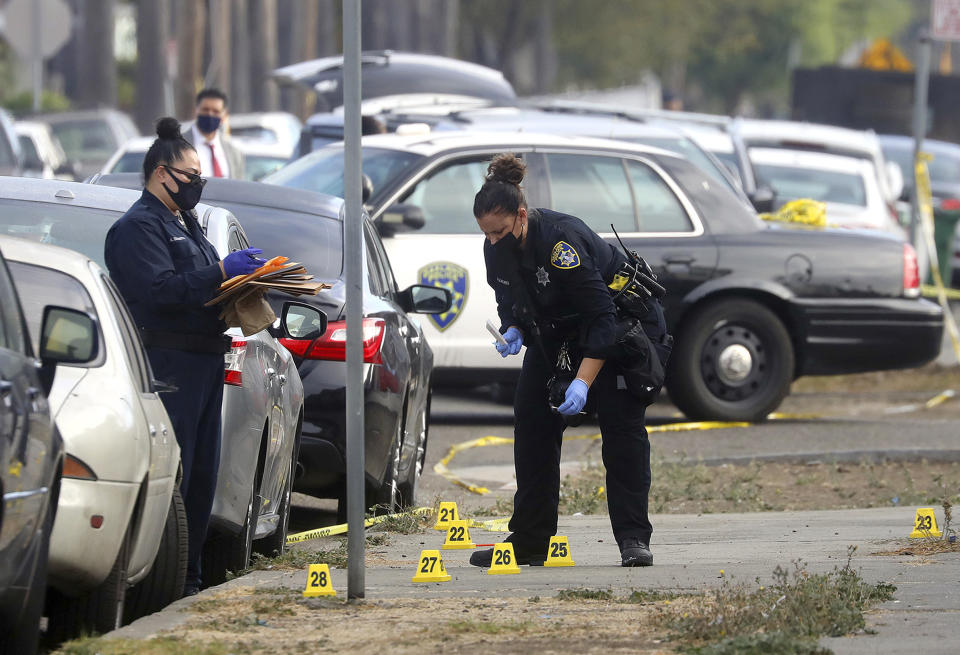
left=174, top=0, right=205, bottom=118
left=78, top=0, right=117, bottom=109
left=135, top=0, right=169, bottom=132
left=249, top=0, right=278, bottom=111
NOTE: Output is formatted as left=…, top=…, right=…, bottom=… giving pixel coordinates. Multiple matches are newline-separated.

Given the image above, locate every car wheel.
left=201, top=488, right=259, bottom=587
left=667, top=298, right=794, bottom=422
left=123, top=486, right=187, bottom=623
left=397, top=395, right=429, bottom=508
left=372, top=418, right=403, bottom=514
left=4, top=481, right=57, bottom=655
left=253, top=453, right=294, bottom=558
left=46, top=523, right=130, bottom=641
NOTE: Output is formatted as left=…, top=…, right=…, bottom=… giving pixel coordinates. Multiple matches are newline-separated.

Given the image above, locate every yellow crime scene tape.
left=916, top=153, right=960, bottom=362
left=285, top=507, right=432, bottom=544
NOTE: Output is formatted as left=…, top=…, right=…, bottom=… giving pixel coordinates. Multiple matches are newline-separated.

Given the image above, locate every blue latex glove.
left=556, top=378, right=589, bottom=415
left=495, top=326, right=523, bottom=357
left=222, top=248, right=266, bottom=278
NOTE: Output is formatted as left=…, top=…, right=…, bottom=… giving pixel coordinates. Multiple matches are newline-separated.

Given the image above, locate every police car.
left=264, top=131, right=943, bottom=422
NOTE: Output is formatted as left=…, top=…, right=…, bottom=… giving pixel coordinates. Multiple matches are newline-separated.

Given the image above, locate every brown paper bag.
left=219, top=287, right=276, bottom=336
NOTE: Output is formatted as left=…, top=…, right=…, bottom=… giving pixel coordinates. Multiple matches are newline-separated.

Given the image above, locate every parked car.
left=0, top=108, right=23, bottom=177
left=750, top=148, right=902, bottom=233
left=100, top=136, right=288, bottom=182
left=880, top=134, right=960, bottom=285
left=732, top=118, right=904, bottom=214
left=0, top=244, right=65, bottom=655
left=0, top=236, right=182, bottom=639
left=90, top=174, right=451, bottom=511
left=273, top=50, right=516, bottom=114
left=264, top=131, right=943, bottom=422
left=0, top=177, right=306, bottom=587
left=226, top=111, right=303, bottom=157
left=15, top=121, right=76, bottom=180
left=35, top=110, right=140, bottom=180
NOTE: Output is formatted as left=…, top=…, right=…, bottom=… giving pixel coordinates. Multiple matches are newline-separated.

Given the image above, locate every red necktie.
left=209, top=142, right=224, bottom=178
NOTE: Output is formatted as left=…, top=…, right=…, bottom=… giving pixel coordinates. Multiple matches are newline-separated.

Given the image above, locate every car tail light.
left=224, top=338, right=246, bottom=386
left=903, top=243, right=920, bottom=298
left=63, top=454, right=97, bottom=480
left=280, top=318, right=385, bottom=363
left=940, top=198, right=960, bottom=211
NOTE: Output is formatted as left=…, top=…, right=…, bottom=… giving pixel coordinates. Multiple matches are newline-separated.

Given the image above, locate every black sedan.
left=263, top=131, right=944, bottom=422
left=89, top=174, right=451, bottom=510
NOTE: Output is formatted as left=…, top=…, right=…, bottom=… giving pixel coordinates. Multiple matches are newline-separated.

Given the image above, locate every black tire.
left=201, top=488, right=258, bottom=587
left=667, top=298, right=794, bottom=422
left=123, top=487, right=187, bottom=623
left=46, top=524, right=130, bottom=641
left=253, top=453, right=294, bottom=558
left=371, top=420, right=402, bottom=514
left=3, top=482, right=57, bottom=655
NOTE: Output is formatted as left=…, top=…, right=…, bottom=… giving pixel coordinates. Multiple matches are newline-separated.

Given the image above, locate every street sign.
left=1, top=0, right=71, bottom=59
left=932, top=0, right=960, bottom=42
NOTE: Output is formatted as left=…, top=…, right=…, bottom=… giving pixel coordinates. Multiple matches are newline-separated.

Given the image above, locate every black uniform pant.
left=148, top=347, right=224, bottom=589
left=508, top=344, right=652, bottom=551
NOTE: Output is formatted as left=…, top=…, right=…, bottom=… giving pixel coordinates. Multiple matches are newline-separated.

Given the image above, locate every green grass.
left=556, top=588, right=614, bottom=601
left=667, top=548, right=896, bottom=654
left=368, top=507, right=433, bottom=534
left=245, top=541, right=348, bottom=572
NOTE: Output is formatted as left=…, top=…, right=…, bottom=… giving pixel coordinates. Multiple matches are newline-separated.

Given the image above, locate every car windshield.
left=754, top=163, right=867, bottom=206
left=6, top=261, right=100, bottom=355
left=49, top=119, right=116, bottom=161
left=630, top=136, right=738, bottom=194
left=264, top=146, right=423, bottom=206
left=244, top=154, right=288, bottom=181
left=110, top=150, right=146, bottom=174
left=0, top=199, right=121, bottom=266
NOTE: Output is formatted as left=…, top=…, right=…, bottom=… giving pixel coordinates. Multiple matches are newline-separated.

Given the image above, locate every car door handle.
left=664, top=254, right=696, bottom=265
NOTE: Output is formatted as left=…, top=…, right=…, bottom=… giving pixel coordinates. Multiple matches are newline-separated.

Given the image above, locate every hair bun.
left=486, top=153, right=525, bottom=187
left=155, top=117, right=182, bottom=141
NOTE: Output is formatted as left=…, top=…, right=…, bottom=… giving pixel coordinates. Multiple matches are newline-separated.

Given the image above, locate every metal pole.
left=32, top=0, right=42, bottom=112
left=911, top=32, right=932, bottom=250
left=343, top=0, right=365, bottom=600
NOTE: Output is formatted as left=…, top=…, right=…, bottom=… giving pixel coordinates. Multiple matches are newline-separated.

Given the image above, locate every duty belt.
left=141, top=329, right=233, bottom=355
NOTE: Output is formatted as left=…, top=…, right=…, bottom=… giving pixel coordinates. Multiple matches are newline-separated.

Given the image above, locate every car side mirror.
left=750, top=186, right=776, bottom=213
left=398, top=284, right=453, bottom=315
left=280, top=301, right=327, bottom=340
left=37, top=306, right=99, bottom=395
left=377, top=203, right=425, bottom=236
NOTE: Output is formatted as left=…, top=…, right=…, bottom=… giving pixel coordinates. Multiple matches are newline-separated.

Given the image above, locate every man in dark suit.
left=184, top=88, right=245, bottom=180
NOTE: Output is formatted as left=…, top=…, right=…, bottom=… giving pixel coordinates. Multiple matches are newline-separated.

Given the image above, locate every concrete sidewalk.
left=107, top=507, right=959, bottom=654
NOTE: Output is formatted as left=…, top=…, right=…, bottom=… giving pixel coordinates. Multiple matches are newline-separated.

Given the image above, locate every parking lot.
left=79, top=363, right=960, bottom=655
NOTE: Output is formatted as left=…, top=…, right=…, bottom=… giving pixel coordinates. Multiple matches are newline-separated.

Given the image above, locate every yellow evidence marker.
left=544, top=535, right=575, bottom=567
left=910, top=507, right=942, bottom=538
left=442, top=520, right=475, bottom=550
left=412, top=549, right=452, bottom=583
left=487, top=543, right=521, bottom=575
left=303, top=563, right=336, bottom=597
left=433, top=501, right=460, bottom=531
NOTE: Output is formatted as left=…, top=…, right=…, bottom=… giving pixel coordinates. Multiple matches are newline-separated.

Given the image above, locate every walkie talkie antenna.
left=610, top=223, right=631, bottom=257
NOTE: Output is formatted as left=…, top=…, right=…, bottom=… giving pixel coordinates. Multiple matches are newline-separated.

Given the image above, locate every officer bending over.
left=470, top=153, right=670, bottom=568
left=105, top=117, right=265, bottom=596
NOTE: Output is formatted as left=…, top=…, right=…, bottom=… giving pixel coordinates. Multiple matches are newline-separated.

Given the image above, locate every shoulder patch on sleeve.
left=550, top=241, right=580, bottom=269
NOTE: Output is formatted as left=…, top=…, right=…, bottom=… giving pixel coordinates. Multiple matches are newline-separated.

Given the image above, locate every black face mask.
left=162, top=170, right=204, bottom=211
left=491, top=214, right=523, bottom=257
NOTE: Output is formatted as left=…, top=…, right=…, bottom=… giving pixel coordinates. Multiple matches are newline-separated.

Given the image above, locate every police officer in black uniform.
left=469, top=153, right=669, bottom=568
left=105, top=118, right=265, bottom=596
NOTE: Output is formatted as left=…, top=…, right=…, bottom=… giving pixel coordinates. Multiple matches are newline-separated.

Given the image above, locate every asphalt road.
left=291, top=379, right=960, bottom=529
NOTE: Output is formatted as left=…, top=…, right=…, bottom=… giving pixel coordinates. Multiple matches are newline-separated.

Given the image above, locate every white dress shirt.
left=192, top=124, right=231, bottom=178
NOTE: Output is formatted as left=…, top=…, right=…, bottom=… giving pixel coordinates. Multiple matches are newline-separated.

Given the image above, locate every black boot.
left=619, top=537, right=653, bottom=567
left=469, top=537, right=547, bottom=567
